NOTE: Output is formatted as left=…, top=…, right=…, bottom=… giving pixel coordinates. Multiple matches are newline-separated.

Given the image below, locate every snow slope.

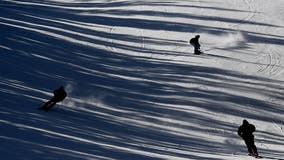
left=1, top=0, right=284, bottom=159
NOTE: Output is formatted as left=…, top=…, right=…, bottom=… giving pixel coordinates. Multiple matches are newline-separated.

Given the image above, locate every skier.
left=190, top=35, right=201, bottom=55
left=39, top=86, right=67, bottom=111
left=238, top=119, right=260, bottom=158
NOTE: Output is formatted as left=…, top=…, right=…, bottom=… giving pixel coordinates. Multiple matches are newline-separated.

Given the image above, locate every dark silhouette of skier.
left=190, top=35, right=201, bottom=55
left=39, top=86, right=67, bottom=111
left=238, top=119, right=259, bottom=158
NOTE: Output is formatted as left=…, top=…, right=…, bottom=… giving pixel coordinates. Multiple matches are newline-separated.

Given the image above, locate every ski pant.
left=41, top=97, right=60, bottom=110
left=41, top=100, right=56, bottom=110
left=190, top=43, right=201, bottom=54
left=243, top=137, right=258, bottom=155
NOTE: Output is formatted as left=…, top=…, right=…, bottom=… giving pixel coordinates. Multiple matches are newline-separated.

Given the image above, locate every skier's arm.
left=250, top=124, right=256, bottom=133
left=197, top=42, right=200, bottom=49
left=238, top=127, right=243, bottom=137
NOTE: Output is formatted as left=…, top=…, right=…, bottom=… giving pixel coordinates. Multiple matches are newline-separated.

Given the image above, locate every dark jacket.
left=238, top=120, right=255, bottom=139
left=53, top=86, right=67, bottom=102
left=190, top=36, right=200, bottom=49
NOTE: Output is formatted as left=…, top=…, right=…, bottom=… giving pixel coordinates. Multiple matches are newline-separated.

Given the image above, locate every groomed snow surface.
left=1, top=0, right=284, bottom=159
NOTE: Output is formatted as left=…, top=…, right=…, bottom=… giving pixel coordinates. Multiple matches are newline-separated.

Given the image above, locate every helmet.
left=243, top=119, right=249, bottom=125
left=195, top=35, right=200, bottom=38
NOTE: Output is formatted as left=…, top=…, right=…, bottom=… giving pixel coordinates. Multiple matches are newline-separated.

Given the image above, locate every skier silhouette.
left=238, top=119, right=259, bottom=158
left=39, top=86, right=67, bottom=111
left=190, top=35, right=201, bottom=55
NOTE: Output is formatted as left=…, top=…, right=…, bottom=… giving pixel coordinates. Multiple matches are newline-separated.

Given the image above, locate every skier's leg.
left=245, top=138, right=259, bottom=157
left=191, top=43, right=197, bottom=54
left=195, top=49, right=201, bottom=55
left=40, top=100, right=53, bottom=110
left=45, top=102, right=56, bottom=111
left=244, top=139, right=253, bottom=155
left=194, top=47, right=198, bottom=54
left=251, top=139, right=258, bottom=157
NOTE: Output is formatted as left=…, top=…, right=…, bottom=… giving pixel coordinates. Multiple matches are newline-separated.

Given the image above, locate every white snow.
left=0, top=0, right=284, bottom=159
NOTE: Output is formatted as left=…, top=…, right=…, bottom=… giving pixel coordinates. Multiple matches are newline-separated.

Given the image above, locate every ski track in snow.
left=257, top=47, right=283, bottom=76
left=228, top=0, right=258, bottom=29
